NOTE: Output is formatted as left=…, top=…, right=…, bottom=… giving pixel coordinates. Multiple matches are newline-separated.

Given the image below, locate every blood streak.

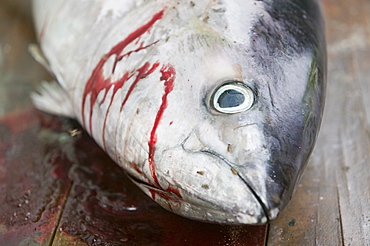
left=167, top=184, right=182, bottom=198
left=101, top=62, right=160, bottom=149
left=119, top=62, right=160, bottom=112
left=148, top=65, right=176, bottom=188
left=81, top=10, right=165, bottom=138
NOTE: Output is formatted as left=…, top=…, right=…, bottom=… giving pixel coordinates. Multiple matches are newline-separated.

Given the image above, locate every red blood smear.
left=129, top=162, right=143, bottom=175
left=101, top=62, right=160, bottom=149
left=167, top=184, right=182, bottom=198
left=148, top=65, right=176, bottom=189
left=149, top=188, right=182, bottom=212
left=119, top=62, right=160, bottom=112
left=81, top=10, right=165, bottom=140
left=0, top=110, right=76, bottom=245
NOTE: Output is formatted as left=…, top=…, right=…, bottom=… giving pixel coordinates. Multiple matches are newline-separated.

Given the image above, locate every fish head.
left=30, top=0, right=326, bottom=225
left=122, top=39, right=324, bottom=225
left=112, top=2, right=326, bottom=225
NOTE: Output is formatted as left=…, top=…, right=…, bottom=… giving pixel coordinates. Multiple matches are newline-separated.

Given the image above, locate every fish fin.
left=31, top=81, right=76, bottom=118
left=28, top=44, right=53, bottom=74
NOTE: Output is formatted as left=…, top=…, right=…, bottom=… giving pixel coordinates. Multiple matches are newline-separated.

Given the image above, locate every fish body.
left=31, top=0, right=326, bottom=224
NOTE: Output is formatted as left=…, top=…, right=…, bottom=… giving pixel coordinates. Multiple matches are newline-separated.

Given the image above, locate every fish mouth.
left=126, top=148, right=270, bottom=225
left=126, top=173, right=171, bottom=196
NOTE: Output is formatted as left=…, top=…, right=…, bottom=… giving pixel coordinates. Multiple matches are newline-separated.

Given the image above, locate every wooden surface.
left=268, top=0, right=370, bottom=245
left=0, top=0, right=369, bottom=245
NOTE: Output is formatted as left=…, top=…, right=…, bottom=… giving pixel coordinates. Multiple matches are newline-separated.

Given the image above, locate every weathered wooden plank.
left=0, top=1, right=72, bottom=245
left=0, top=110, right=77, bottom=245
left=325, top=0, right=370, bottom=244
left=348, top=3, right=370, bottom=126
left=268, top=0, right=370, bottom=244
left=267, top=153, right=343, bottom=245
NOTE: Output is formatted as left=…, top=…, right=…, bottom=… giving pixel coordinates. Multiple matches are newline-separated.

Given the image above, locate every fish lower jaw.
left=151, top=188, right=268, bottom=225
left=127, top=174, right=268, bottom=225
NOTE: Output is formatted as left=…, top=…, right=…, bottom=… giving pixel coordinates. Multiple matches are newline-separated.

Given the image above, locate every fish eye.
left=211, top=81, right=255, bottom=114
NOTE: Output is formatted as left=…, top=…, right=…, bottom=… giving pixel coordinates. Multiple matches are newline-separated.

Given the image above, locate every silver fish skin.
left=31, top=0, right=326, bottom=225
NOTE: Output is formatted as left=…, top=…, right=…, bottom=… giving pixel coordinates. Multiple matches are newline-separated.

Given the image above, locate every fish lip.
left=198, top=149, right=271, bottom=222
left=126, top=172, right=228, bottom=208
left=127, top=170, right=268, bottom=224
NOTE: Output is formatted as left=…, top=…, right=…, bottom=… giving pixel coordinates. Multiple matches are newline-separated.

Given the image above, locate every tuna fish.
left=30, top=0, right=326, bottom=224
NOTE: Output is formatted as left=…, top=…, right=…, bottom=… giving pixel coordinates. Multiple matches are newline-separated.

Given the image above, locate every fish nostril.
left=181, top=131, right=206, bottom=152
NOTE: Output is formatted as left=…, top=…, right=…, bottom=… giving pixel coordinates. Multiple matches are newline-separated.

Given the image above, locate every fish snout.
left=178, top=128, right=290, bottom=223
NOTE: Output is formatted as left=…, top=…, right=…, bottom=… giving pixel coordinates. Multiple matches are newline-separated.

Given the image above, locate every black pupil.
left=217, top=89, right=245, bottom=108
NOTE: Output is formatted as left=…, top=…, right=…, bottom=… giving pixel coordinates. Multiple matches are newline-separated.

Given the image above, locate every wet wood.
left=267, top=0, right=370, bottom=245
left=1, top=0, right=370, bottom=245
left=0, top=111, right=76, bottom=246
left=0, top=1, right=62, bottom=245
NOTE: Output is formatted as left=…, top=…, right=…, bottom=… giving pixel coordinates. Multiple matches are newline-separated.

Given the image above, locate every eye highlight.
left=211, top=82, right=255, bottom=114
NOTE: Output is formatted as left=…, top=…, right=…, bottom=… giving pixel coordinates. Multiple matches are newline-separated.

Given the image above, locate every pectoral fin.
left=31, top=81, right=75, bottom=118
left=28, top=44, right=53, bottom=74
